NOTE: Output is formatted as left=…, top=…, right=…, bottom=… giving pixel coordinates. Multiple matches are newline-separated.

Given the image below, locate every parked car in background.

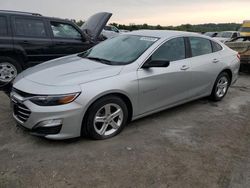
left=225, top=36, right=250, bottom=64
left=101, top=25, right=120, bottom=39
left=214, top=31, right=240, bottom=43
left=239, top=20, right=250, bottom=37
left=11, top=30, right=240, bottom=140
left=204, top=32, right=218, bottom=37
left=0, top=10, right=112, bottom=85
left=119, top=29, right=130, bottom=33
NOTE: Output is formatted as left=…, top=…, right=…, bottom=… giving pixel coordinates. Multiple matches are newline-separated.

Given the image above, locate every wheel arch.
left=0, top=48, right=26, bottom=70
left=220, top=68, right=232, bottom=85
left=82, top=91, right=134, bottom=128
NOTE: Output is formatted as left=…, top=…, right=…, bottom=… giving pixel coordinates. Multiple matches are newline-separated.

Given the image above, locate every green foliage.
left=110, top=22, right=241, bottom=32
left=75, top=19, right=241, bottom=32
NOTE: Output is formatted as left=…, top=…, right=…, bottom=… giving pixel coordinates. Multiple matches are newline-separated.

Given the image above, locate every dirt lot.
left=0, top=74, right=250, bottom=188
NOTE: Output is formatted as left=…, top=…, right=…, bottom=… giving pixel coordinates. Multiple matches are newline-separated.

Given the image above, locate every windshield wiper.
left=85, top=57, right=112, bottom=65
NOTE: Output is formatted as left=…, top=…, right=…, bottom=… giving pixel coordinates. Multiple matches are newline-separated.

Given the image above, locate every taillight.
left=237, top=53, right=241, bottom=60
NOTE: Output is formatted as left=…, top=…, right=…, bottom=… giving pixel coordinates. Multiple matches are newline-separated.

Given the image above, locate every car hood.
left=81, top=12, right=112, bottom=41
left=15, top=55, right=123, bottom=86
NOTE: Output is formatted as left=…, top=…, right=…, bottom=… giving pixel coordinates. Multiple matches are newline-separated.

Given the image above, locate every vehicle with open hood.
left=225, top=36, right=250, bottom=64
left=0, top=10, right=112, bottom=85
left=214, top=31, right=240, bottom=43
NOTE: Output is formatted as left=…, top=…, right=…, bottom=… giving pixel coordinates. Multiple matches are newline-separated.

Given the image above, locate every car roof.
left=0, top=10, right=70, bottom=22
left=127, top=30, right=202, bottom=39
left=0, top=10, right=42, bottom=16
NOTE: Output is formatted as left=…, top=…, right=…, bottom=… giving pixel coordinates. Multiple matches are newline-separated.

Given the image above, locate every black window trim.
left=184, top=37, right=192, bottom=58
left=12, top=16, right=49, bottom=38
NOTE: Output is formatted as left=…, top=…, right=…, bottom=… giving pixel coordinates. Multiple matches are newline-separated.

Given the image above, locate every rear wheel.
left=82, top=96, right=128, bottom=140
left=0, top=57, right=22, bottom=85
left=210, top=72, right=230, bottom=101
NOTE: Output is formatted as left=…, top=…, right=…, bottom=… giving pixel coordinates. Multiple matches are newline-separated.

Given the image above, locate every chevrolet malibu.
left=10, top=30, right=240, bottom=140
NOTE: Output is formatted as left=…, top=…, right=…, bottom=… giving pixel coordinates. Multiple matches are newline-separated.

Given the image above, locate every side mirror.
left=142, top=60, right=170, bottom=69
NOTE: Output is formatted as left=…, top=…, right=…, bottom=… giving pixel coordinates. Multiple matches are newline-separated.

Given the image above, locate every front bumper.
left=11, top=92, right=84, bottom=140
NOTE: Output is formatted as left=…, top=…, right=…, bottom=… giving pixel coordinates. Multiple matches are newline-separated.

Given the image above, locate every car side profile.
left=10, top=30, right=240, bottom=140
left=0, top=10, right=112, bottom=85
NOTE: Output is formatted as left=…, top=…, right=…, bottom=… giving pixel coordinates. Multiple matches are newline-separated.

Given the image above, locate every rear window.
left=0, top=16, right=8, bottom=36
left=189, top=37, right=212, bottom=57
left=14, top=17, right=47, bottom=37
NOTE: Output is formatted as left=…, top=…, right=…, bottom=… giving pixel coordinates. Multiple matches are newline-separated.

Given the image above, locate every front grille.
left=13, top=101, right=31, bottom=123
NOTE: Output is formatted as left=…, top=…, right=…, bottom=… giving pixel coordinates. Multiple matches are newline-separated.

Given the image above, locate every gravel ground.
left=0, top=74, right=250, bottom=188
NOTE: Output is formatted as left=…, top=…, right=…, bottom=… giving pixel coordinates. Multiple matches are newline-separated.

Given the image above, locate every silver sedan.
left=10, top=30, right=240, bottom=140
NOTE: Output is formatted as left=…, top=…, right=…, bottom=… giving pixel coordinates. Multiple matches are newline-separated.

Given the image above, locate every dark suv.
left=0, top=10, right=112, bottom=85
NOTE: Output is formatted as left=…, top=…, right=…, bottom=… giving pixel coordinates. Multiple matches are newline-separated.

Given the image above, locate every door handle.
left=212, top=59, right=219, bottom=63
left=180, top=65, right=190, bottom=71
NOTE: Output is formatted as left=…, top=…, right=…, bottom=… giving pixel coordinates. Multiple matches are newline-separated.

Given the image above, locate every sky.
left=0, top=0, right=250, bottom=26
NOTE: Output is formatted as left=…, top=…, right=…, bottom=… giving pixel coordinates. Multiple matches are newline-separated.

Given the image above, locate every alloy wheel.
left=216, top=76, right=229, bottom=98
left=0, top=62, right=17, bottom=82
left=94, top=103, right=124, bottom=136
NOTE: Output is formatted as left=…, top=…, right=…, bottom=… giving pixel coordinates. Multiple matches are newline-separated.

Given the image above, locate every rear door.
left=188, top=37, right=222, bottom=97
left=0, top=14, right=13, bottom=56
left=11, top=15, right=53, bottom=66
left=137, top=37, right=193, bottom=114
left=48, top=20, right=93, bottom=58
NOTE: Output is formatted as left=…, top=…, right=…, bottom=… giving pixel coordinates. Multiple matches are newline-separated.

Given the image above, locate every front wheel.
left=0, top=57, right=22, bottom=85
left=210, top=72, right=230, bottom=101
left=82, top=96, right=128, bottom=140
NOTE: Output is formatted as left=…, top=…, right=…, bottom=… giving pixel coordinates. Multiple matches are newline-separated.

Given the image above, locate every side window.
left=211, top=41, right=223, bottom=52
left=151, top=37, right=186, bottom=62
left=50, top=22, right=82, bottom=39
left=14, top=17, right=47, bottom=37
left=111, top=26, right=119, bottom=33
left=0, top=16, right=8, bottom=36
left=189, top=37, right=212, bottom=57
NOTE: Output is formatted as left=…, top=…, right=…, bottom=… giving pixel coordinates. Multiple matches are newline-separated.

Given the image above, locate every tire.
left=210, top=72, right=230, bottom=101
left=0, top=56, right=22, bottom=85
left=82, top=95, right=128, bottom=140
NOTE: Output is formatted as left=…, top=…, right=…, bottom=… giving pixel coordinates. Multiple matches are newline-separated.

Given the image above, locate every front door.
left=49, top=21, right=93, bottom=58
left=137, top=37, right=193, bottom=114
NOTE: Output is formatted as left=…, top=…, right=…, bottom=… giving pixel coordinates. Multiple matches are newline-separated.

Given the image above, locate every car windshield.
left=79, top=35, right=158, bottom=65
left=217, top=32, right=232, bottom=38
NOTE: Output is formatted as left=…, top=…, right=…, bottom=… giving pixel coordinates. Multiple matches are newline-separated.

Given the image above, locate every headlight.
left=29, top=93, right=80, bottom=106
